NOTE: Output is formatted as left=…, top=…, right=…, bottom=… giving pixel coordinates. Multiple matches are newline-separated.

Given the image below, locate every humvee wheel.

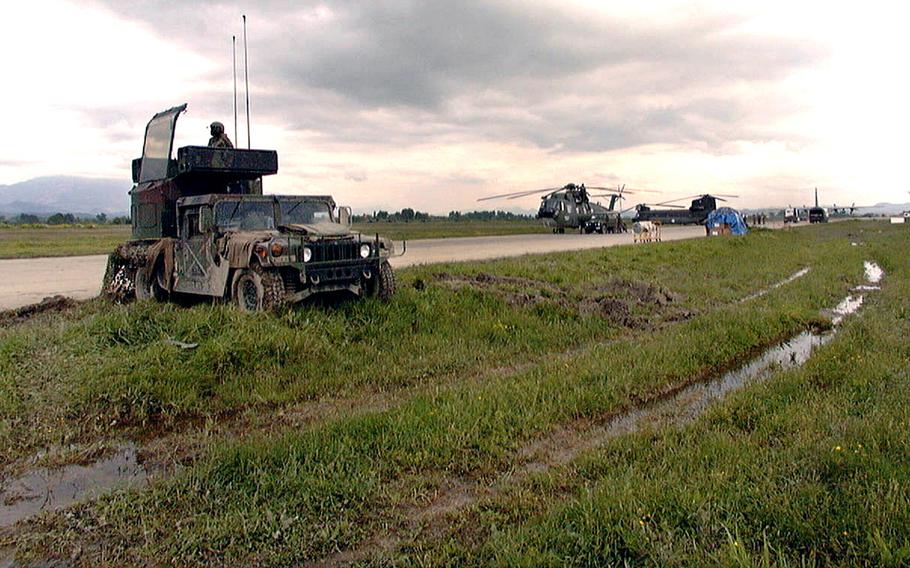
left=102, top=255, right=136, bottom=303
left=366, top=260, right=396, bottom=301
left=233, top=266, right=285, bottom=311
left=135, top=264, right=168, bottom=302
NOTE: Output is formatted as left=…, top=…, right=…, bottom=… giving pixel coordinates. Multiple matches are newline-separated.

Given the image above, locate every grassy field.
left=0, top=225, right=130, bottom=259
left=1, top=221, right=907, bottom=566
left=0, top=220, right=548, bottom=259
left=353, top=219, right=550, bottom=241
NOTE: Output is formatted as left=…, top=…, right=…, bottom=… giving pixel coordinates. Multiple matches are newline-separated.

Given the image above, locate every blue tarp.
left=706, top=207, right=749, bottom=235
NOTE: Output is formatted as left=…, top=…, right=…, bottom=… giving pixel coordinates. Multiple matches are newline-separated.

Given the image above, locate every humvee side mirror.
left=200, top=207, right=214, bottom=232
left=338, top=206, right=352, bottom=227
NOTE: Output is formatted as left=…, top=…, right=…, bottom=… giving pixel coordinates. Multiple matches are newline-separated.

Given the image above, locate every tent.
left=705, top=207, right=748, bottom=235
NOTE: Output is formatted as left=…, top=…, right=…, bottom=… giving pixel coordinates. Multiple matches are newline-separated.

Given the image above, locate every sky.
left=2, top=0, right=909, bottom=213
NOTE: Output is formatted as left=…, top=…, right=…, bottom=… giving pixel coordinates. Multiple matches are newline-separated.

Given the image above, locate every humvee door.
left=174, top=205, right=229, bottom=296
left=139, top=104, right=187, bottom=183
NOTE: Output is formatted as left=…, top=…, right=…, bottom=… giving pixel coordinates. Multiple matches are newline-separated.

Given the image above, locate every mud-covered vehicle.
left=103, top=104, right=397, bottom=310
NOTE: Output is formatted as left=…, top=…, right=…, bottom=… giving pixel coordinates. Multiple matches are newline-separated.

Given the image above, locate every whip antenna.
left=232, top=35, right=238, bottom=143
left=243, top=14, right=251, bottom=149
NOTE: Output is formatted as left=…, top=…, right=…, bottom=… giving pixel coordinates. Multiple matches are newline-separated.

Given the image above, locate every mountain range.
left=0, top=176, right=131, bottom=216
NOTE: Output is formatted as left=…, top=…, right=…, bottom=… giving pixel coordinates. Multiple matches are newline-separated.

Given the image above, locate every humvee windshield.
left=140, top=105, right=185, bottom=183
left=213, top=199, right=334, bottom=230
left=279, top=200, right=332, bottom=225
left=215, top=201, right=276, bottom=230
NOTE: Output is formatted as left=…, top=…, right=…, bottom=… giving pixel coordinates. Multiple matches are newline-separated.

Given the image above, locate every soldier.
left=208, top=122, right=234, bottom=148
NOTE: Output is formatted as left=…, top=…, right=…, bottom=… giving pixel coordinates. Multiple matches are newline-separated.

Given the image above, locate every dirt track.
left=0, top=226, right=706, bottom=310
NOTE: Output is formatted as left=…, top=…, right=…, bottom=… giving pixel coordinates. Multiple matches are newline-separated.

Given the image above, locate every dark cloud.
left=89, top=0, right=826, bottom=153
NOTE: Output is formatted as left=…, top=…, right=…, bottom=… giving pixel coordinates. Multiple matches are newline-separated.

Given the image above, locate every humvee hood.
left=280, top=222, right=352, bottom=238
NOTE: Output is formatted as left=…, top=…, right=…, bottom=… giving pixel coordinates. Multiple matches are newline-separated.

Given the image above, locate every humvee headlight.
left=302, top=247, right=313, bottom=262
left=270, top=242, right=285, bottom=256
left=254, top=244, right=268, bottom=259
left=359, top=244, right=371, bottom=258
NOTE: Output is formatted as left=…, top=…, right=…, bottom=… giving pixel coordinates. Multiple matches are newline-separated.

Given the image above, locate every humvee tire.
left=102, top=255, right=137, bottom=303
left=232, top=266, right=286, bottom=311
left=135, top=263, right=167, bottom=302
left=367, top=260, right=396, bottom=301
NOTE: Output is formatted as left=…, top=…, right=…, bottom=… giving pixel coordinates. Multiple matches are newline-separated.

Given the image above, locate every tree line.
left=2, top=208, right=532, bottom=226
left=354, top=209, right=534, bottom=222
left=0, top=212, right=131, bottom=226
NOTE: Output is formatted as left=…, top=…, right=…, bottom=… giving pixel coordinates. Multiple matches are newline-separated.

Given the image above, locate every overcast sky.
left=2, top=0, right=908, bottom=212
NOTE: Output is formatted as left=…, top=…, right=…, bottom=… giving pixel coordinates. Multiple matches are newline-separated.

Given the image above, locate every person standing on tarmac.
left=208, top=122, right=234, bottom=148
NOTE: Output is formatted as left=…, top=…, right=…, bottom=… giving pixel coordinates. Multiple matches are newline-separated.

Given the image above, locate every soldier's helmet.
left=210, top=121, right=225, bottom=136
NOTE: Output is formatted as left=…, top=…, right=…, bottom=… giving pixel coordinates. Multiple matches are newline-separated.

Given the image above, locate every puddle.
left=602, top=330, right=833, bottom=436
left=525, top=259, right=885, bottom=469
left=741, top=267, right=810, bottom=302
left=864, top=261, right=883, bottom=283
left=0, top=444, right=151, bottom=529
left=830, top=295, right=864, bottom=325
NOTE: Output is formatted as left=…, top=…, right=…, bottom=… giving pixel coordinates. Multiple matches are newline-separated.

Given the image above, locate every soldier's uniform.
left=208, top=122, right=234, bottom=149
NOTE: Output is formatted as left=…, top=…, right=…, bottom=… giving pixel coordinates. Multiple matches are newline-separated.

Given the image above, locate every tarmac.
left=0, top=226, right=707, bottom=310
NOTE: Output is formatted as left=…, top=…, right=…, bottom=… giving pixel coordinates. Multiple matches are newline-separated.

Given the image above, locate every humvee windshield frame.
left=139, top=104, right=186, bottom=182
left=203, top=196, right=335, bottom=232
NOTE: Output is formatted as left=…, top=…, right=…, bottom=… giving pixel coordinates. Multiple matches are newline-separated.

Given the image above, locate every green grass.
left=5, top=222, right=904, bottom=566
left=417, top=231, right=910, bottom=567
left=0, top=225, right=837, bottom=465
left=0, top=220, right=548, bottom=259
left=0, top=225, right=130, bottom=259
left=353, top=219, right=550, bottom=241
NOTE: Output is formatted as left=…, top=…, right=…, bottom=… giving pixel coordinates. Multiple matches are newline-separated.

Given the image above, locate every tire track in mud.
left=310, top=265, right=880, bottom=566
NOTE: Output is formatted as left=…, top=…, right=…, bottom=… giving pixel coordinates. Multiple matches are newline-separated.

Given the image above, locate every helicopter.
left=478, top=183, right=649, bottom=234
left=630, top=193, right=738, bottom=225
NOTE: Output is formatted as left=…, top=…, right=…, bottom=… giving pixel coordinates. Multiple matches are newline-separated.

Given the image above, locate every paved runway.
left=0, top=225, right=706, bottom=310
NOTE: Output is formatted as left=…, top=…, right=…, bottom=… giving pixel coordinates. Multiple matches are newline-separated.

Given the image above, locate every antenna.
left=815, top=187, right=819, bottom=208
left=242, top=14, right=251, bottom=149
left=232, top=35, right=238, bottom=144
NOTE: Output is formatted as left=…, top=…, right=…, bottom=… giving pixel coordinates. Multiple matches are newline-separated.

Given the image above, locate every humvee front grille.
left=308, top=240, right=359, bottom=263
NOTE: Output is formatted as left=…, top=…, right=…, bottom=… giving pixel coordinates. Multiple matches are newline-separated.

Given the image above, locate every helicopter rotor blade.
left=476, top=186, right=563, bottom=202
left=643, top=202, right=687, bottom=209
left=652, top=195, right=698, bottom=206
left=506, top=188, right=563, bottom=200
left=588, top=191, right=636, bottom=197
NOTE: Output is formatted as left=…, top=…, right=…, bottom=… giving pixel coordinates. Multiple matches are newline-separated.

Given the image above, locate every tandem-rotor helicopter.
left=629, top=193, right=739, bottom=225
left=478, top=183, right=653, bottom=234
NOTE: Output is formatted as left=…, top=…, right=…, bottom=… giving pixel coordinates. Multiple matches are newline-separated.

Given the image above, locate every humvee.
left=103, top=104, right=397, bottom=310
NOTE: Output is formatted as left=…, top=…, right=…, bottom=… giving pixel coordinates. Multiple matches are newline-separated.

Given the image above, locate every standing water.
left=0, top=444, right=151, bottom=529
left=594, top=261, right=883, bottom=438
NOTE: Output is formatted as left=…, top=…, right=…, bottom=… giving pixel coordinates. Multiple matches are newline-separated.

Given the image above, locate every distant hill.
left=854, top=202, right=910, bottom=216
left=0, top=176, right=130, bottom=216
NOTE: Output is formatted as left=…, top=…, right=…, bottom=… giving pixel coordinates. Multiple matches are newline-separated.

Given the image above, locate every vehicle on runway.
left=631, top=193, right=738, bottom=226
left=784, top=207, right=803, bottom=224
left=103, top=104, right=397, bottom=310
left=808, top=187, right=877, bottom=222
left=478, top=183, right=646, bottom=234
